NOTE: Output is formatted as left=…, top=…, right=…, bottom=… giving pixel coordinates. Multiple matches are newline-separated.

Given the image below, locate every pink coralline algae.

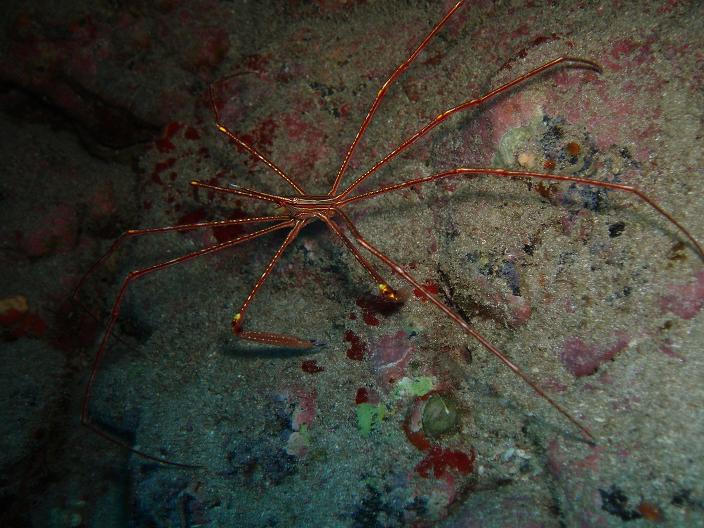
left=486, top=91, right=537, bottom=146
left=468, top=275, right=532, bottom=328
left=657, top=270, right=704, bottom=320
left=547, top=439, right=603, bottom=479
left=370, top=331, right=414, bottom=386
left=290, top=389, right=317, bottom=432
left=281, top=388, right=317, bottom=458
left=87, top=184, right=116, bottom=221
left=0, top=296, right=47, bottom=340
left=188, top=27, right=229, bottom=73
left=559, top=333, right=630, bottom=377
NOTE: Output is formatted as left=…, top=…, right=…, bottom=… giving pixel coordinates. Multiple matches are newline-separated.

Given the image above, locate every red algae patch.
left=559, top=333, right=630, bottom=377
left=415, top=446, right=475, bottom=479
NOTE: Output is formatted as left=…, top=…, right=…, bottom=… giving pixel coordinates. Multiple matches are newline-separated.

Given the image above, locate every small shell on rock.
left=422, top=394, right=459, bottom=437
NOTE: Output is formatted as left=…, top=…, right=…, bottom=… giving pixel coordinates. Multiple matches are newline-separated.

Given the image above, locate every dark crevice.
left=0, top=79, right=161, bottom=158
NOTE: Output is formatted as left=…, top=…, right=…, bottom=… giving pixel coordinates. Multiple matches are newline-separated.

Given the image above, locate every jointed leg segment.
left=230, top=220, right=317, bottom=349
left=329, top=0, right=466, bottom=195
left=334, top=209, right=595, bottom=441
left=72, top=215, right=290, bottom=298
left=81, top=221, right=294, bottom=466
left=342, top=167, right=704, bottom=261
left=337, top=57, right=601, bottom=199
left=190, top=180, right=291, bottom=206
left=209, top=83, right=304, bottom=195
left=319, top=213, right=402, bottom=303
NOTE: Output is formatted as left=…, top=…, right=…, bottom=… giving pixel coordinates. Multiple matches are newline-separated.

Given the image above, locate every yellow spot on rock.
left=517, top=151, right=536, bottom=168
left=0, top=295, right=28, bottom=315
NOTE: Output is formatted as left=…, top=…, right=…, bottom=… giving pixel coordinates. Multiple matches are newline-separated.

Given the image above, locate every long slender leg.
left=328, top=0, right=466, bottom=195
left=318, top=213, right=402, bottom=302
left=340, top=168, right=704, bottom=261
left=335, top=209, right=593, bottom=440
left=73, top=215, right=289, bottom=298
left=208, top=83, right=305, bottom=195
left=232, top=220, right=316, bottom=349
left=82, top=221, right=294, bottom=467
left=337, top=57, right=601, bottom=199
left=190, top=179, right=291, bottom=206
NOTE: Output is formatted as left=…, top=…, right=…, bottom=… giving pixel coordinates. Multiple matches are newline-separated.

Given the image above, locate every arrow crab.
left=76, top=1, right=704, bottom=469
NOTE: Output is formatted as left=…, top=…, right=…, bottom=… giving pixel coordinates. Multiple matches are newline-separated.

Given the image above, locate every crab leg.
left=209, top=84, right=305, bottom=194
left=337, top=57, right=601, bottom=199
left=82, top=220, right=294, bottom=467
left=335, top=209, right=594, bottom=440
left=72, top=215, right=289, bottom=298
left=329, top=0, right=466, bottom=195
left=190, top=179, right=292, bottom=205
left=319, top=213, right=402, bottom=302
left=231, top=220, right=317, bottom=348
left=340, top=167, right=704, bottom=260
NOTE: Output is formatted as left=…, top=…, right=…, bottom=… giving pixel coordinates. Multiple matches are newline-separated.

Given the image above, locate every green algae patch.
left=356, top=377, right=435, bottom=436
left=356, top=403, right=386, bottom=436
left=392, top=376, right=435, bottom=399
left=286, top=423, right=311, bottom=456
